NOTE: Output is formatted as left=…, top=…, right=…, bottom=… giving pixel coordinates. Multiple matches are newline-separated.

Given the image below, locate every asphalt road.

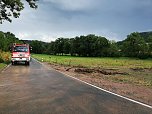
left=0, top=59, right=151, bottom=114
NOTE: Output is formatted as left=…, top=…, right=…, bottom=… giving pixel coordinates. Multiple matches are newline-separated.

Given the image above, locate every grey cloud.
left=42, top=0, right=98, bottom=11
left=0, top=0, right=152, bottom=42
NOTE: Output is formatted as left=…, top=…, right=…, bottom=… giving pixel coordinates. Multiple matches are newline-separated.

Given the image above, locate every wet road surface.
left=0, top=59, right=152, bottom=114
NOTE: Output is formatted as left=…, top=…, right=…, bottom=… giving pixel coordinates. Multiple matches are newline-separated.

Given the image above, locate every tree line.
left=0, top=31, right=152, bottom=59
left=29, top=32, right=152, bottom=59
left=44, top=35, right=118, bottom=57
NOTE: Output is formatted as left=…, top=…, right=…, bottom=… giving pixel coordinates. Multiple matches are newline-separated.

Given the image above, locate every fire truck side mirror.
left=9, top=46, right=12, bottom=51
left=30, top=47, right=32, bottom=51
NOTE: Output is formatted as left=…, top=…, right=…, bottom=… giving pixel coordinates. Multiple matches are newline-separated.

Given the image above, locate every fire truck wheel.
left=26, top=62, right=30, bottom=65
left=14, top=61, right=17, bottom=65
left=11, top=62, right=14, bottom=65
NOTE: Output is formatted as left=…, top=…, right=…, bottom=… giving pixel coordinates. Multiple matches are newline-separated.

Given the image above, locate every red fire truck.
left=11, top=43, right=31, bottom=65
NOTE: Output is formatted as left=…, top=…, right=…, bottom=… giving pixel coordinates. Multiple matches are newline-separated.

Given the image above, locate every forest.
left=0, top=31, right=152, bottom=59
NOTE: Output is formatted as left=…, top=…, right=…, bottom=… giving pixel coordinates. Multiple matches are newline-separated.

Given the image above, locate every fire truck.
left=11, top=43, right=31, bottom=65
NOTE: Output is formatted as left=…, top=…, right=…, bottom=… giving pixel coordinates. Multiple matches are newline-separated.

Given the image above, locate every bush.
left=0, top=56, right=4, bottom=63
left=137, top=53, right=149, bottom=59
left=0, top=50, right=11, bottom=64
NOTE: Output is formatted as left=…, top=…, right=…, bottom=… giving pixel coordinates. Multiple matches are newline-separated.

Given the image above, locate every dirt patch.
left=131, top=68, right=145, bottom=72
left=131, top=67, right=152, bottom=72
left=74, top=68, right=128, bottom=75
left=66, top=67, right=73, bottom=71
left=75, top=68, right=94, bottom=73
left=44, top=62, right=152, bottom=106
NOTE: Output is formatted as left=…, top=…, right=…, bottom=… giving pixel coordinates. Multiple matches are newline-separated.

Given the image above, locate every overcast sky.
left=0, top=0, right=152, bottom=42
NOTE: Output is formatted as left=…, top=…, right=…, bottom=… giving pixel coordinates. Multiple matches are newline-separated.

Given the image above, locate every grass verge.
left=0, top=51, right=11, bottom=71
left=0, top=63, right=7, bottom=70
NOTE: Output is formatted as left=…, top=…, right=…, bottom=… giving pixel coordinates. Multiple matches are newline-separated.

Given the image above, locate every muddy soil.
left=44, top=62, right=152, bottom=106
left=74, top=68, right=129, bottom=75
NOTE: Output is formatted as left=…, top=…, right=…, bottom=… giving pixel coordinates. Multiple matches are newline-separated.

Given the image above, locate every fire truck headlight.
left=11, top=58, right=15, bottom=61
left=26, top=58, right=29, bottom=61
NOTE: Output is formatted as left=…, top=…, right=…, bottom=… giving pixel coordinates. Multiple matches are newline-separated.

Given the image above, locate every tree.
left=0, top=31, right=4, bottom=48
left=122, top=32, right=149, bottom=58
left=147, top=35, right=152, bottom=57
left=0, top=31, right=23, bottom=51
left=0, top=0, right=38, bottom=23
left=63, top=39, right=70, bottom=54
left=94, top=36, right=109, bottom=57
left=70, top=36, right=81, bottom=56
left=55, top=38, right=65, bottom=55
left=46, top=42, right=56, bottom=55
left=108, top=40, right=120, bottom=57
left=30, top=40, right=44, bottom=54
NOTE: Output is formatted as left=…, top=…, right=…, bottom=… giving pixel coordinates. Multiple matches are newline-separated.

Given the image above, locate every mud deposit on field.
left=74, top=68, right=129, bottom=75
left=131, top=67, right=152, bottom=72
left=44, top=62, right=152, bottom=106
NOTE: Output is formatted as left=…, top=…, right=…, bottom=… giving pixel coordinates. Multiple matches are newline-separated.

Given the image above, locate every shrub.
left=0, top=50, right=11, bottom=64
left=0, top=56, right=4, bottom=63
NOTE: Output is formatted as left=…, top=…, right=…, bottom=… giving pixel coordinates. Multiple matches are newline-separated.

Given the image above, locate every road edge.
left=32, top=58, right=152, bottom=109
left=0, top=63, right=11, bottom=73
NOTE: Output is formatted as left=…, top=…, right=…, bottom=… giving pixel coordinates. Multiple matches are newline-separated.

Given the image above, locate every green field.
left=32, top=54, right=152, bottom=87
left=32, top=54, right=152, bottom=69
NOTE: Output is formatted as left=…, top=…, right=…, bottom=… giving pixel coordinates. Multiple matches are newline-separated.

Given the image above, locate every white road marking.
left=32, top=58, right=152, bottom=109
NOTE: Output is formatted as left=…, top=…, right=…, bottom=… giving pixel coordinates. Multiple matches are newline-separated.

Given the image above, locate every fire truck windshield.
left=13, top=46, right=28, bottom=52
